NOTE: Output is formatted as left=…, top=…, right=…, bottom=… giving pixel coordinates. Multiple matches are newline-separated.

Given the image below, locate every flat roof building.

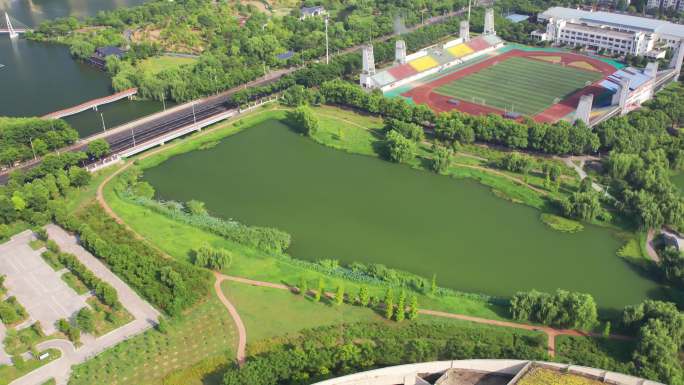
left=534, top=7, right=684, bottom=57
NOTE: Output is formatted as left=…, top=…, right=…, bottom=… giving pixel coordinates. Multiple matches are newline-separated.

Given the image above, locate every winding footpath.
left=93, top=115, right=631, bottom=366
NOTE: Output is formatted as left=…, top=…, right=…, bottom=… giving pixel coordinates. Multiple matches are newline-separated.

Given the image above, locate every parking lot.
left=0, top=231, right=87, bottom=335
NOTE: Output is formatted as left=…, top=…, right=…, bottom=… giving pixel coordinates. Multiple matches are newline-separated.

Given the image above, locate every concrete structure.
left=395, top=40, right=407, bottom=64
left=534, top=7, right=684, bottom=57
left=312, top=360, right=664, bottom=385
left=360, top=44, right=376, bottom=88
left=574, top=94, right=594, bottom=125
left=484, top=8, right=496, bottom=36
left=300, top=5, right=326, bottom=19
left=41, top=88, right=138, bottom=119
left=460, top=20, right=470, bottom=41
left=672, top=38, right=684, bottom=77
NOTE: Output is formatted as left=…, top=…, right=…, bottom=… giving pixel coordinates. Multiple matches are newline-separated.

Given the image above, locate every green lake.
left=143, top=119, right=666, bottom=310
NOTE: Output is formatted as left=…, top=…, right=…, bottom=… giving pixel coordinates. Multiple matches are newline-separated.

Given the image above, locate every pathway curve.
left=95, top=111, right=631, bottom=363
left=213, top=273, right=247, bottom=366
left=646, top=229, right=661, bottom=263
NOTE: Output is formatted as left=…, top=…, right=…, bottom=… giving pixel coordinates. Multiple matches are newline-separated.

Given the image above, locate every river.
left=0, top=0, right=166, bottom=137
left=143, top=119, right=669, bottom=311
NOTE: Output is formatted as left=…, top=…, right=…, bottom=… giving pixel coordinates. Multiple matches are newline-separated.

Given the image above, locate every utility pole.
left=29, top=137, right=36, bottom=160
left=325, top=17, right=330, bottom=64
left=100, top=112, right=106, bottom=132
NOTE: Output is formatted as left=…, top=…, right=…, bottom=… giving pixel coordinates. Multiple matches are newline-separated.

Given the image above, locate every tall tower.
left=573, top=94, right=594, bottom=126
left=4, top=12, right=18, bottom=39
left=645, top=61, right=659, bottom=79
left=395, top=40, right=407, bottom=64
left=617, top=77, right=632, bottom=115
left=360, top=44, right=376, bottom=88
left=459, top=20, right=470, bottom=42
left=670, top=39, right=684, bottom=79
left=483, top=8, right=496, bottom=36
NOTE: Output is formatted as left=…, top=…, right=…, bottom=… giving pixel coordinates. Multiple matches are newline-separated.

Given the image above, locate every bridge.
left=42, top=88, right=138, bottom=119
left=1, top=13, right=28, bottom=37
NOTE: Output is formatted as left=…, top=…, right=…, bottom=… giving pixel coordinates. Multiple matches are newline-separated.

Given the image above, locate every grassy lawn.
left=138, top=55, right=196, bottom=75
left=517, top=367, right=603, bottom=385
left=69, top=296, right=236, bottom=385
left=61, top=272, right=89, bottom=295
left=435, top=57, right=602, bottom=116
left=28, top=239, right=45, bottom=251
left=0, top=348, right=60, bottom=385
left=222, top=280, right=385, bottom=345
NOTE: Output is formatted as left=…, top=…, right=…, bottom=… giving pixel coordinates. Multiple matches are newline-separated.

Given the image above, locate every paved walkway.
left=11, top=225, right=160, bottom=385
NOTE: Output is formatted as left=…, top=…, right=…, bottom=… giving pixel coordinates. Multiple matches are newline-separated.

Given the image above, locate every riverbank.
left=100, top=104, right=663, bottom=310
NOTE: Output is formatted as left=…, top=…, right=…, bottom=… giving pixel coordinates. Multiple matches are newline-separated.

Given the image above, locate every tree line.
left=0, top=117, right=78, bottom=168
left=222, top=321, right=547, bottom=385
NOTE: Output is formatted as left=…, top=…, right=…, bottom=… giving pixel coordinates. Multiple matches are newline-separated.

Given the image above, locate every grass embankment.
left=540, top=213, right=584, bottom=233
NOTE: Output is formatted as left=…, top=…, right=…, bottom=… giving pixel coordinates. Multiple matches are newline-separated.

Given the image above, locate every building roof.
left=600, top=67, right=652, bottom=92
left=505, top=13, right=530, bottom=23
left=564, top=22, right=635, bottom=39
left=95, top=46, right=125, bottom=57
left=301, top=5, right=325, bottom=15
left=276, top=50, right=294, bottom=60
left=539, top=7, right=684, bottom=38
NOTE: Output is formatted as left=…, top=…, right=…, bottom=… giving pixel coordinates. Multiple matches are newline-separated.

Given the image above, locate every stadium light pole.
left=100, top=112, right=106, bottom=132
left=325, top=17, right=329, bottom=65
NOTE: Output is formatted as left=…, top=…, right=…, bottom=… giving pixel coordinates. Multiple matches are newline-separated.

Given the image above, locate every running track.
left=402, top=49, right=617, bottom=123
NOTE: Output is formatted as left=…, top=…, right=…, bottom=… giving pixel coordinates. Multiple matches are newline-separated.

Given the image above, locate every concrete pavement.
left=10, top=225, right=160, bottom=385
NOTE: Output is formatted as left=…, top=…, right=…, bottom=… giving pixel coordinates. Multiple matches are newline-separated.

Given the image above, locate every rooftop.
left=564, top=22, right=635, bottom=39
left=539, top=7, right=684, bottom=38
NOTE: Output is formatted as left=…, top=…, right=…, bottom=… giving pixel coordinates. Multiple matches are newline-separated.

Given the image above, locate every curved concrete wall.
left=311, top=359, right=664, bottom=385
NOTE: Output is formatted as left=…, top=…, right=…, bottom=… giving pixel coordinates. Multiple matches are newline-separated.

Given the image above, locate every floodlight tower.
left=325, top=17, right=330, bottom=65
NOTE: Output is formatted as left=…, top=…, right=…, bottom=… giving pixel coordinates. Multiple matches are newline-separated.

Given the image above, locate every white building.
left=534, top=7, right=684, bottom=58
left=647, top=0, right=684, bottom=12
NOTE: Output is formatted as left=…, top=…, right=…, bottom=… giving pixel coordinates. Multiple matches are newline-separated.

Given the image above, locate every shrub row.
left=54, top=203, right=211, bottom=316
left=44, top=241, right=120, bottom=309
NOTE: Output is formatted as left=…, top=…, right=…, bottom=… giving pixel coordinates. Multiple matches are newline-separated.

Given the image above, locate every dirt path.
left=94, top=113, right=631, bottom=362
left=646, top=229, right=661, bottom=263
left=214, top=273, right=247, bottom=365
left=453, top=162, right=549, bottom=196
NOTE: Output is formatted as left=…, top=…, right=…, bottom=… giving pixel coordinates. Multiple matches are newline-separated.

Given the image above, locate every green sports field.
left=434, top=57, right=603, bottom=116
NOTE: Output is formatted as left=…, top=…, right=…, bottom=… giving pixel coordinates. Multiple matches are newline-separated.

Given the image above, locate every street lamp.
left=100, top=112, right=106, bottom=132
left=131, top=128, right=136, bottom=147
left=192, top=102, right=197, bottom=124
left=29, top=137, right=37, bottom=160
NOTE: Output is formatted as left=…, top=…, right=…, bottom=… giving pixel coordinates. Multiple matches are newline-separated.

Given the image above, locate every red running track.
left=402, top=49, right=616, bottom=123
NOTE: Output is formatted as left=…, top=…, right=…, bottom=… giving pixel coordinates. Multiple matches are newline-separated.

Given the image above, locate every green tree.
left=384, top=288, right=394, bottom=320
left=315, top=278, right=323, bottom=302
left=358, top=286, right=370, bottom=307
left=87, top=139, right=110, bottom=159
left=430, top=274, right=437, bottom=296
left=335, top=285, right=345, bottom=306
left=76, top=307, right=95, bottom=334
left=408, top=295, right=419, bottom=320
left=298, top=277, right=308, bottom=295
left=395, top=290, right=406, bottom=322
left=384, top=130, right=416, bottom=163
left=431, top=145, right=452, bottom=174
left=287, top=106, right=319, bottom=137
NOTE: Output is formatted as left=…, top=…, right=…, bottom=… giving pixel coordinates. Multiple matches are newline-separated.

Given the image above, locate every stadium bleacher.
left=368, top=35, right=504, bottom=90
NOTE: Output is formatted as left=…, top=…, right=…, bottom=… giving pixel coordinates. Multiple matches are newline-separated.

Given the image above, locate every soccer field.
left=434, top=57, right=603, bottom=116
